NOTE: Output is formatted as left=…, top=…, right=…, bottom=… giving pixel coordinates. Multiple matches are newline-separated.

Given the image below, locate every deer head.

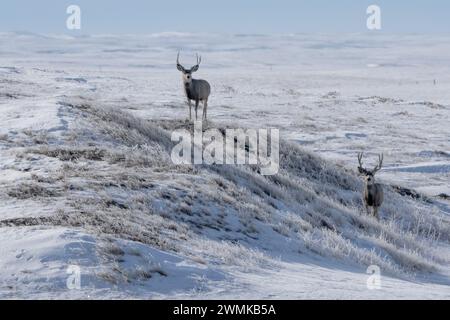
left=357, top=153, right=383, bottom=185
left=176, top=52, right=201, bottom=84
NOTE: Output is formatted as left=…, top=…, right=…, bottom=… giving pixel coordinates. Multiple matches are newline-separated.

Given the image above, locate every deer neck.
left=183, top=81, right=195, bottom=100
left=184, top=80, right=193, bottom=90
left=366, top=181, right=376, bottom=189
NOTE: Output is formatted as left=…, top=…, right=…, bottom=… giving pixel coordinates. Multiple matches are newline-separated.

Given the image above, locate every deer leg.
left=203, top=99, right=208, bottom=120
left=374, top=207, right=380, bottom=220
left=195, top=100, right=199, bottom=120
left=188, top=99, right=192, bottom=121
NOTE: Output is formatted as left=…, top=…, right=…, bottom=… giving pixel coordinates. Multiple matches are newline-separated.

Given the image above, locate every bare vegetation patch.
left=31, top=146, right=106, bottom=161
left=7, top=183, right=61, bottom=199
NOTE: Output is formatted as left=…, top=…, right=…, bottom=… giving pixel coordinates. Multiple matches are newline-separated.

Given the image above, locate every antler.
left=372, top=153, right=384, bottom=174
left=357, top=152, right=368, bottom=174
left=176, top=52, right=185, bottom=72
left=190, top=53, right=201, bottom=73
left=357, top=152, right=363, bottom=168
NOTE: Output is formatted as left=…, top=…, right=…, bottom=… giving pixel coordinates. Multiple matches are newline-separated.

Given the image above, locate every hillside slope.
left=1, top=81, right=449, bottom=298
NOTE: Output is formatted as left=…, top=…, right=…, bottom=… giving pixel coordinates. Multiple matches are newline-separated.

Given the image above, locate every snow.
left=0, top=227, right=225, bottom=299
left=197, top=258, right=450, bottom=300
left=0, top=32, right=449, bottom=299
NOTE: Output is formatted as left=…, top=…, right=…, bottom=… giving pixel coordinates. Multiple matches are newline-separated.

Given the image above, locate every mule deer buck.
left=357, top=153, right=384, bottom=219
left=176, top=52, right=211, bottom=121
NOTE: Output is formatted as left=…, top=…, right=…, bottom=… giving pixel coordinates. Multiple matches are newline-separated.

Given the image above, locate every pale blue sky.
left=0, top=0, right=448, bottom=34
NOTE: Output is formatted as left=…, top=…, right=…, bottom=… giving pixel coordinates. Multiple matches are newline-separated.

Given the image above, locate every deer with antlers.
left=176, top=52, right=211, bottom=121
left=357, top=153, right=384, bottom=219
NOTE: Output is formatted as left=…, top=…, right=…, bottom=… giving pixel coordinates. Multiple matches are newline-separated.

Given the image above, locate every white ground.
left=0, top=32, right=449, bottom=299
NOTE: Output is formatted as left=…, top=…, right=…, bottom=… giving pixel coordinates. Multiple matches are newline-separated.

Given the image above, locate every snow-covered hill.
left=0, top=33, right=449, bottom=299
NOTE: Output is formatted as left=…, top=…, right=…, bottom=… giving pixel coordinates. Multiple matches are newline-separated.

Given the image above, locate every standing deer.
left=176, top=52, right=211, bottom=121
left=357, top=153, right=384, bottom=219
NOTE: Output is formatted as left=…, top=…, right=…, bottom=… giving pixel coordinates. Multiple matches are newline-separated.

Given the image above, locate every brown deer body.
left=176, top=53, right=211, bottom=121
left=358, top=153, right=384, bottom=219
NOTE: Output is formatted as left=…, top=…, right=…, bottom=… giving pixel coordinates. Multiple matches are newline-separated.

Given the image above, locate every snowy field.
left=0, top=32, right=449, bottom=299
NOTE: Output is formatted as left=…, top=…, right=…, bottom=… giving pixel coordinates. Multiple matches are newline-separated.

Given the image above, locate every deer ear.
left=177, top=64, right=185, bottom=72
left=190, top=65, right=199, bottom=73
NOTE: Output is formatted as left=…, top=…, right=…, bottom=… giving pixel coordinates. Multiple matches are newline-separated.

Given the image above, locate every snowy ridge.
left=1, top=90, right=449, bottom=298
